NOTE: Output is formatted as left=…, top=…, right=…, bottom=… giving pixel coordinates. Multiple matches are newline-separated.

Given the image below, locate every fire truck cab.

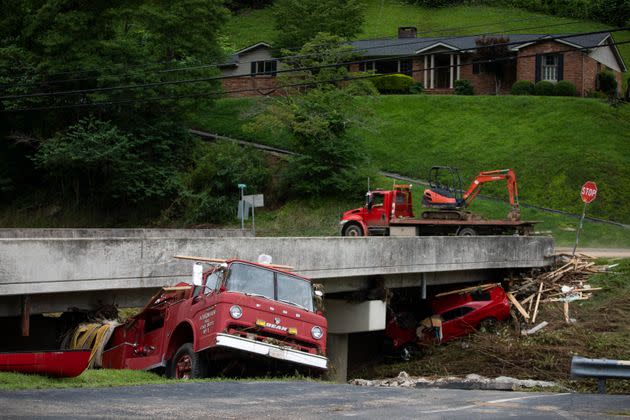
left=102, top=257, right=327, bottom=378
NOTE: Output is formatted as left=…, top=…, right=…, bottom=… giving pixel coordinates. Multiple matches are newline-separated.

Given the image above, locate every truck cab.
left=339, top=185, right=413, bottom=236
left=102, top=258, right=327, bottom=378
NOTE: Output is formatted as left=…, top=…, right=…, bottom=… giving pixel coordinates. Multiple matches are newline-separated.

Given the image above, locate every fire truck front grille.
left=226, top=326, right=320, bottom=355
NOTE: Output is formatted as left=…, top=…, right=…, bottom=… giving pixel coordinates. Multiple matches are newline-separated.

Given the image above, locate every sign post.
left=237, top=184, right=247, bottom=230
left=243, top=194, right=264, bottom=237
left=572, top=181, right=597, bottom=257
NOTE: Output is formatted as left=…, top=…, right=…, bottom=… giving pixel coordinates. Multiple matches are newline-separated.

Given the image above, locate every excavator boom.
left=423, top=167, right=521, bottom=221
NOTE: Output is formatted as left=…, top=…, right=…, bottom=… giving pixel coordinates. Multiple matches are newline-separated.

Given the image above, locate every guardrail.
left=570, top=356, right=630, bottom=394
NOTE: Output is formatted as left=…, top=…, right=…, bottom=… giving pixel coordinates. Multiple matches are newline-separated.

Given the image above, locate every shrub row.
left=405, top=0, right=630, bottom=27
left=511, top=80, right=576, bottom=96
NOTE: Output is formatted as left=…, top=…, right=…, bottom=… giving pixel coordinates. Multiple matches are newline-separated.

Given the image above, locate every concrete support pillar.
left=326, top=333, right=348, bottom=383
left=430, top=54, right=435, bottom=89
left=421, top=275, right=427, bottom=300
left=424, top=55, right=428, bottom=87
left=457, top=54, right=461, bottom=80
left=449, top=54, right=454, bottom=89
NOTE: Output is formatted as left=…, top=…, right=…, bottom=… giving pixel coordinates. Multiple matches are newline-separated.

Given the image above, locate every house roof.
left=220, top=42, right=274, bottom=68
left=349, top=33, right=613, bottom=56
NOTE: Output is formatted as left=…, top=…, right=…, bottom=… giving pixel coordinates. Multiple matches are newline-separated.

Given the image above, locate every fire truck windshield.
left=226, top=263, right=314, bottom=311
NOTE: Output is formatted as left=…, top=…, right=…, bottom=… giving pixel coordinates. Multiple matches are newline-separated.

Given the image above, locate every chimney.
left=398, top=26, right=417, bottom=39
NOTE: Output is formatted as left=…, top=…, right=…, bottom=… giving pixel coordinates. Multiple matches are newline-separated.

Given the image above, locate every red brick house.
left=220, top=27, right=626, bottom=96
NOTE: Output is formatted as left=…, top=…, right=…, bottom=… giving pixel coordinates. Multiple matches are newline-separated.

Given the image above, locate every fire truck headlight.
left=311, top=326, right=323, bottom=340
left=229, top=305, right=243, bottom=319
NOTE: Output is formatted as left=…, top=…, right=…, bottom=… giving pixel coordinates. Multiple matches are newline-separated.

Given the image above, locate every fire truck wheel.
left=457, top=227, right=477, bottom=236
left=343, top=223, right=364, bottom=237
left=168, top=343, right=208, bottom=379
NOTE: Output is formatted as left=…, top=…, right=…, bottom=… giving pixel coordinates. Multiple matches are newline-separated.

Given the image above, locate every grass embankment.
left=222, top=0, right=630, bottom=88
left=192, top=95, right=630, bottom=246
left=0, top=369, right=313, bottom=391
left=352, top=258, right=630, bottom=394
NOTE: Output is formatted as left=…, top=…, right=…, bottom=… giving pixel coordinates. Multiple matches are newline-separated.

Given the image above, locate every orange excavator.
left=422, top=167, right=520, bottom=221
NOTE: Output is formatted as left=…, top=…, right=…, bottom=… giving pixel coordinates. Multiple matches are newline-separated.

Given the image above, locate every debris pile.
left=509, top=253, right=609, bottom=331
left=349, top=371, right=560, bottom=390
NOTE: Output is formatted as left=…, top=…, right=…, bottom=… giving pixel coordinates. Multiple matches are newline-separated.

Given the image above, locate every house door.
left=435, top=55, right=451, bottom=89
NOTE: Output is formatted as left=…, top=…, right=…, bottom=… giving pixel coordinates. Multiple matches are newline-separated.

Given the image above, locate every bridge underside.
left=0, top=232, right=554, bottom=381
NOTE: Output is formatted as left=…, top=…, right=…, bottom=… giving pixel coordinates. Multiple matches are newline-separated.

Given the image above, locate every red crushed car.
left=429, top=285, right=511, bottom=342
left=385, top=285, right=511, bottom=356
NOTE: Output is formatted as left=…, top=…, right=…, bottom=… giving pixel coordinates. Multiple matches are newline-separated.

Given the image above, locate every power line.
left=0, top=16, right=601, bottom=89
left=2, top=14, right=564, bottom=79
left=0, top=27, right=626, bottom=102
left=3, top=37, right=628, bottom=113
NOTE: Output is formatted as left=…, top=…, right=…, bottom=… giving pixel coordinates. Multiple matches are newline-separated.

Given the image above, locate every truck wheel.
left=168, top=343, right=208, bottom=379
left=343, top=224, right=364, bottom=237
left=457, top=227, right=477, bottom=236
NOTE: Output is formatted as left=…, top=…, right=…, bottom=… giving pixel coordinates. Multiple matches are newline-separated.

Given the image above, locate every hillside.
left=192, top=95, right=630, bottom=224
left=222, top=0, right=630, bottom=87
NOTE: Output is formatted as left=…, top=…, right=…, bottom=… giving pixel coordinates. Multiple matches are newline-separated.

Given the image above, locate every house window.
left=399, top=59, right=413, bottom=76
left=360, top=61, right=375, bottom=72
left=473, top=62, right=484, bottom=75
left=541, top=55, right=559, bottom=82
left=250, top=60, right=277, bottom=76
left=375, top=60, right=399, bottom=74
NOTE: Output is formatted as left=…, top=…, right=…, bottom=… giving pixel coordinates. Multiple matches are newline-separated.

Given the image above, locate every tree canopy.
left=272, top=0, right=364, bottom=49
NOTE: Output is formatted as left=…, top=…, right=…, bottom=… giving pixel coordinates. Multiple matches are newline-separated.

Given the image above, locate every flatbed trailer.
left=388, top=218, right=537, bottom=236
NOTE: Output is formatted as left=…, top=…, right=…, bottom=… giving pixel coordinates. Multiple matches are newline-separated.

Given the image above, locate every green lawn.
left=191, top=95, right=630, bottom=225
left=0, top=369, right=315, bottom=391
left=222, top=0, right=630, bottom=87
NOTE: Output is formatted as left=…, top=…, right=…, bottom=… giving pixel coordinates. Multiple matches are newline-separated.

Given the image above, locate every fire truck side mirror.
left=366, top=192, right=373, bottom=210
left=192, top=263, right=203, bottom=286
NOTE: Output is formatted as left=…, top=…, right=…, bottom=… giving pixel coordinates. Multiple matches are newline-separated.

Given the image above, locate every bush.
left=511, top=80, right=535, bottom=95
left=409, top=82, right=424, bottom=94
left=454, top=79, right=474, bottom=95
left=408, top=0, right=458, bottom=7
left=534, top=80, right=555, bottom=96
left=586, top=90, right=607, bottom=99
left=372, top=74, right=415, bottom=94
left=553, top=80, right=577, bottom=96
left=597, top=71, right=618, bottom=95
left=33, top=117, right=194, bottom=203
left=178, top=142, right=271, bottom=224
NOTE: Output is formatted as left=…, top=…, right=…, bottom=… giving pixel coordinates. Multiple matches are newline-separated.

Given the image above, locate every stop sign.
left=580, top=181, right=597, bottom=203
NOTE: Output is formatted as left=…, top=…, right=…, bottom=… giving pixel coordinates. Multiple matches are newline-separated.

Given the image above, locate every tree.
left=245, top=36, right=376, bottom=198
left=475, top=36, right=511, bottom=95
left=272, top=0, right=364, bottom=49
left=0, top=1, right=229, bottom=205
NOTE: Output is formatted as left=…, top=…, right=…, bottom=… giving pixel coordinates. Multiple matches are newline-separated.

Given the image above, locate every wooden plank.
left=174, top=255, right=227, bottom=263
left=162, top=286, right=192, bottom=291
left=531, top=282, right=544, bottom=324
left=21, top=295, right=30, bottom=337
left=563, top=301, right=570, bottom=323
left=435, top=283, right=499, bottom=298
left=507, top=292, right=530, bottom=320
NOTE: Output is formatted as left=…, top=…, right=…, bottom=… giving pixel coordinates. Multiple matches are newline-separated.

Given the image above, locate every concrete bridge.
left=0, top=230, right=554, bottom=380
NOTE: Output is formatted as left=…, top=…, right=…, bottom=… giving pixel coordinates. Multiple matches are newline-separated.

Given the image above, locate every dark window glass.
left=252, top=60, right=277, bottom=76
left=399, top=59, right=413, bottom=76
left=470, top=290, right=491, bottom=301
left=441, top=306, right=475, bottom=322
left=375, top=60, right=398, bottom=74
left=276, top=273, right=313, bottom=311
left=226, top=263, right=274, bottom=299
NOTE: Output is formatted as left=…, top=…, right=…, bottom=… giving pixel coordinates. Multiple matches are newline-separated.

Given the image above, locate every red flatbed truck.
left=101, top=256, right=327, bottom=378
left=340, top=173, right=537, bottom=236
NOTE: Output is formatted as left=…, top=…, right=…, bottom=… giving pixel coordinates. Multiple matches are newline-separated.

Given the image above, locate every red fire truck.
left=101, top=256, right=327, bottom=378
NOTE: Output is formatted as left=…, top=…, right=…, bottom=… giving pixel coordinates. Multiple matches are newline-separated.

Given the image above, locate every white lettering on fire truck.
left=199, top=309, right=216, bottom=335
